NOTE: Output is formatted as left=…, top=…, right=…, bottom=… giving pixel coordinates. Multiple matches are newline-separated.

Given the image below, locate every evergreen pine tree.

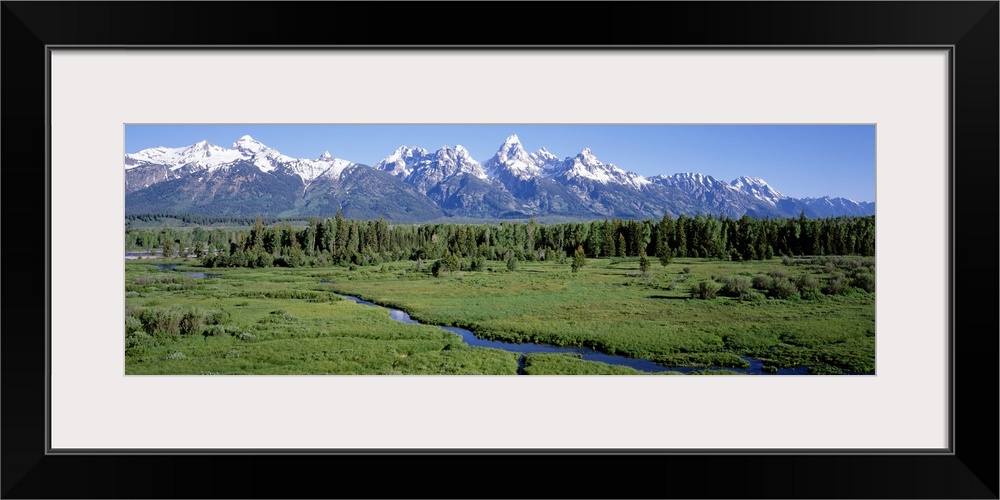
left=639, top=251, right=651, bottom=275
left=571, top=245, right=587, bottom=273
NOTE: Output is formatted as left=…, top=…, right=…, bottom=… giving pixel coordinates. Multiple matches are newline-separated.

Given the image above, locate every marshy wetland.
left=125, top=252, right=875, bottom=375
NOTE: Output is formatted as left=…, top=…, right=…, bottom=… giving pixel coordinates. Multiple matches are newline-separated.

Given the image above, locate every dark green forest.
left=126, top=212, right=875, bottom=269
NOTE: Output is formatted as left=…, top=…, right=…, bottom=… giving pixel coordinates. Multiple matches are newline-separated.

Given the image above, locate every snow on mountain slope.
left=731, top=176, right=787, bottom=205
left=431, top=145, right=488, bottom=180
left=550, top=148, right=651, bottom=188
left=530, top=147, right=562, bottom=172
left=483, top=134, right=544, bottom=180
left=231, top=135, right=298, bottom=173
left=126, top=136, right=356, bottom=183
left=374, top=146, right=431, bottom=178
left=375, top=144, right=488, bottom=195
left=127, top=133, right=873, bottom=220
left=125, top=140, right=244, bottom=171
left=652, top=172, right=741, bottom=193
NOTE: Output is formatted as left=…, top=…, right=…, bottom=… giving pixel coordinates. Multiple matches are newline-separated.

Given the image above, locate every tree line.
left=125, top=210, right=874, bottom=268
left=126, top=213, right=310, bottom=227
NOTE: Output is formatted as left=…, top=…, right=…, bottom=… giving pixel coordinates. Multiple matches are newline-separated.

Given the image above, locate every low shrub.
left=470, top=256, right=486, bottom=271
left=795, top=275, right=823, bottom=300
left=743, top=289, right=767, bottom=302
left=207, top=310, right=230, bottom=325
left=124, top=315, right=144, bottom=335
left=433, top=252, right=462, bottom=276
left=850, top=270, right=876, bottom=293
left=139, top=307, right=182, bottom=335
left=124, top=331, right=155, bottom=357
left=720, top=275, right=753, bottom=300
left=752, top=275, right=772, bottom=291
left=201, top=325, right=227, bottom=337
left=506, top=257, right=519, bottom=272
left=767, top=268, right=788, bottom=280
left=690, top=280, right=719, bottom=299
left=823, top=273, right=848, bottom=295
left=179, top=308, right=207, bottom=335
left=768, top=277, right=800, bottom=299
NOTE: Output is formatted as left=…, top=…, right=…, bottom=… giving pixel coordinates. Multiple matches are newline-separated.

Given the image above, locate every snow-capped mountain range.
left=124, top=134, right=875, bottom=221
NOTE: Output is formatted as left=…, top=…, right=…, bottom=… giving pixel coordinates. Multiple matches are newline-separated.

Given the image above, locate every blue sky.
left=126, top=124, right=875, bottom=202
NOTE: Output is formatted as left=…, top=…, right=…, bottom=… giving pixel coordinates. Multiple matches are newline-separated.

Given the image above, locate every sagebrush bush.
left=768, top=277, right=800, bottom=299
left=470, top=256, right=486, bottom=271
left=743, top=289, right=767, bottom=302
left=139, top=307, right=182, bottom=335
left=179, top=308, right=207, bottom=335
left=125, top=331, right=155, bottom=357
left=752, top=275, right=772, bottom=291
left=506, top=257, right=519, bottom=271
left=690, top=281, right=720, bottom=299
left=795, top=274, right=819, bottom=291
left=824, top=273, right=848, bottom=295
left=796, top=274, right=823, bottom=300
left=850, top=271, right=876, bottom=293
left=767, top=268, right=788, bottom=280
left=125, top=315, right=144, bottom=334
left=207, top=310, right=230, bottom=325
left=201, top=325, right=226, bottom=337
left=720, top=275, right=753, bottom=300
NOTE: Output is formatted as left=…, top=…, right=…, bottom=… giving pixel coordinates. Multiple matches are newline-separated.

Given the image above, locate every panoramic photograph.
left=124, top=124, right=876, bottom=375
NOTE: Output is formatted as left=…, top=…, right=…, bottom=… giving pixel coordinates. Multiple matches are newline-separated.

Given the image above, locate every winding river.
left=148, top=263, right=806, bottom=374
left=154, top=264, right=222, bottom=279
left=335, top=293, right=808, bottom=375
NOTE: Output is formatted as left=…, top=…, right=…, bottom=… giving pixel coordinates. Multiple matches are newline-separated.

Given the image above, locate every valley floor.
left=124, top=256, right=875, bottom=375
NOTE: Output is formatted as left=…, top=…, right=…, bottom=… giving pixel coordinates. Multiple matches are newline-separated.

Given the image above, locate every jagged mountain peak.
left=434, top=144, right=470, bottom=161
left=127, top=134, right=874, bottom=220
left=433, top=145, right=486, bottom=178
left=495, top=134, right=530, bottom=160
left=674, top=172, right=712, bottom=180
left=374, top=145, right=430, bottom=178
left=232, top=135, right=267, bottom=151
left=651, top=173, right=741, bottom=195
left=553, top=148, right=649, bottom=188
left=126, top=139, right=243, bottom=172
left=386, top=145, right=430, bottom=161
left=731, top=175, right=786, bottom=205
left=732, top=175, right=767, bottom=185
left=484, top=134, right=542, bottom=181
left=530, top=147, right=561, bottom=171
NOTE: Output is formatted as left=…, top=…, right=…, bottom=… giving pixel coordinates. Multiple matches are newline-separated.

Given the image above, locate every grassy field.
left=124, top=256, right=875, bottom=375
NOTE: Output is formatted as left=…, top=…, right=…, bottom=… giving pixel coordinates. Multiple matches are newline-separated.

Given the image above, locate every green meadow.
left=124, top=255, right=874, bottom=375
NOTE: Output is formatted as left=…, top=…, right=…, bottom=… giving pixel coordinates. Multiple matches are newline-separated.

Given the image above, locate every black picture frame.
left=3, top=2, right=997, bottom=498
